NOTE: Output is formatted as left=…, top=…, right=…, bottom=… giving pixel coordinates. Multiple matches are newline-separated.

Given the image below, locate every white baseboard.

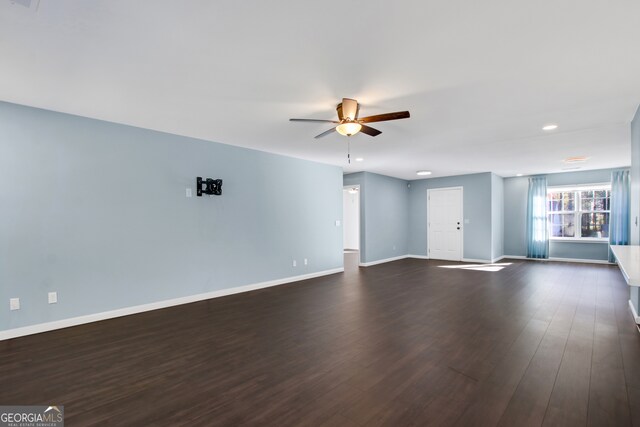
left=549, top=257, right=613, bottom=265
left=407, top=254, right=429, bottom=260
left=462, top=258, right=493, bottom=264
left=629, top=300, right=640, bottom=325
left=491, top=255, right=506, bottom=263
left=0, top=267, right=344, bottom=342
left=359, top=255, right=409, bottom=267
left=502, top=255, right=612, bottom=265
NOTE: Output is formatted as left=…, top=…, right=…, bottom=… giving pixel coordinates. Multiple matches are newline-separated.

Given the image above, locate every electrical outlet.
left=304, top=258, right=308, bottom=266
left=10, top=298, right=20, bottom=311
left=335, top=220, right=341, bottom=227
left=292, top=259, right=297, bottom=267
left=393, top=245, right=396, bottom=251
left=48, top=292, right=57, bottom=304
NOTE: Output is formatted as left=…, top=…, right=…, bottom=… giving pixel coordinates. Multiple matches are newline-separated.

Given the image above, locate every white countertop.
left=611, top=245, right=640, bottom=287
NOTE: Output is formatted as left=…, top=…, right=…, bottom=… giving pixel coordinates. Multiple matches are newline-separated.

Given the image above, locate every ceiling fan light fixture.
left=336, top=122, right=362, bottom=136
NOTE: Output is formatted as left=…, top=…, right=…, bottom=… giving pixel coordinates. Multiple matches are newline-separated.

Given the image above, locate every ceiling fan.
left=290, top=98, right=410, bottom=139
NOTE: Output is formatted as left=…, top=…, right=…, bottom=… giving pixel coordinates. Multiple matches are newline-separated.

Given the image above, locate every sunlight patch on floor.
left=438, top=262, right=512, bottom=272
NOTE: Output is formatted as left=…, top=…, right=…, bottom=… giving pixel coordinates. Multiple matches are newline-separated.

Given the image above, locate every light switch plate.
left=10, top=298, right=20, bottom=311
left=186, top=188, right=192, bottom=197
left=335, top=220, right=341, bottom=226
left=48, top=292, right=57, bottom=304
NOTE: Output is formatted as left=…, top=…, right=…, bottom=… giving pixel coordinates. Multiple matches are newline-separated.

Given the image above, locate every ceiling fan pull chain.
left=348, top=139, right=351, bottom=164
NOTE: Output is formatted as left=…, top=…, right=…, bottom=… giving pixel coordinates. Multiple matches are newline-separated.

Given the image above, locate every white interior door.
left=428, top=187, right=463, bottom=261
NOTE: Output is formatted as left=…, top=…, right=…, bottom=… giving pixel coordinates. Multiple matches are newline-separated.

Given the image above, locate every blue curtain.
left=609, top=170, right=630, bottom=262
left=527, top=177, right=549, bottom=259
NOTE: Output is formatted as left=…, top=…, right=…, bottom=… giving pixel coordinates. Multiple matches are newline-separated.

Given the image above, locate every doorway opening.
left=343, top=185, right=360, bottom=258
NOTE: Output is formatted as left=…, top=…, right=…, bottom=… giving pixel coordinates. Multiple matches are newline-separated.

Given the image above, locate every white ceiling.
left=1, top=0, right=639, bottom=180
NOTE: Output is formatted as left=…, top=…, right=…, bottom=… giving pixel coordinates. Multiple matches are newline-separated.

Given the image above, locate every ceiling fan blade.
left=359, top=124, right=382, bottom=137
left=340, top=98, right=358, bottom=120
left=358, top=111, right=410, bottom=123
left=290, top=118, right=339, bottom=123
left=314, top=127, right=337, bottom=139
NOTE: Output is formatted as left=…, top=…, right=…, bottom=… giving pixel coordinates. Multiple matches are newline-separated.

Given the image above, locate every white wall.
left=343, top=188, right=360, bottom=250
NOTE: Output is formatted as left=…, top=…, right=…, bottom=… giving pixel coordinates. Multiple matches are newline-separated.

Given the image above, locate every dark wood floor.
left=2, top=254, right=640, bottom=426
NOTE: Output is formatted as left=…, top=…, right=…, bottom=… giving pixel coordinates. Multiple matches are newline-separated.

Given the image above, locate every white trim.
left=547, top=184, right=611, bottom=242
left=462, top=258, right=493, bottom=264
left=407, top=254, right=429, bottom=259
left=0, top=267, right=344, bottom=341
left=550, top=238, right=608, bottom=244
left=427, top=186, right=464, bottom=262
left=629, top=300, right=640, bottom=325
left=491, top=255, right=506, bottom=263
left=359, top=255, right=408, bottom=267
left=549, top=257, right=613, bottom=265
left=547, top=182, right=610, bottom=192
left=502, top=254, right=612, bottom=265
left=342, top=184, right=361, bottom=262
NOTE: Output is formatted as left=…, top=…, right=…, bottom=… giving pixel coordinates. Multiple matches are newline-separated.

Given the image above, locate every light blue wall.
left=549, top=242, right=609, bottom=260
left=491, top=173, right=504, bottom=260
left=547, top=169, right=615, bottom=187
left=343, top=172, right=409, bottom=264
left=503, top=177, right=528, bottom=256
left=630, top=106, right=640, bottom=310
left=0, top=101, right=344, bottom=332
left=503, top=168, right=628, bottom=260
left=408, top=172, right=493, bottom=261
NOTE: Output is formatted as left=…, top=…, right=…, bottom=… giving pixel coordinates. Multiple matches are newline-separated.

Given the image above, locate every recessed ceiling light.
left=355, top=157, right=364, bottom=162
left=542, top=124, right=558, bottom=131
left=563, top=156, right=589, bottom=163
left=516, top=173, right=523, bottom=177
left=562, top=166, right=581, bottom=171
left=416, top=170, right=432, bottom=176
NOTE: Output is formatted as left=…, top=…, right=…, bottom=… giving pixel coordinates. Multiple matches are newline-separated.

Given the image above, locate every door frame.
left=343, top=185, right=361, bottom=262
left=427, top=186, right=464, bottom=261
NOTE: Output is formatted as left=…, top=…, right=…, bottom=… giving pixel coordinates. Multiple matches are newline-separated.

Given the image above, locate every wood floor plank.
left=0, top=255, right=637, bottom=426
left=587, top=267, right=632, bottom=426
left=542, top=267, right=597, bottom=427
left=497, top=268, right=582, bottom=427
left=450, top=263, right=576, bottom=427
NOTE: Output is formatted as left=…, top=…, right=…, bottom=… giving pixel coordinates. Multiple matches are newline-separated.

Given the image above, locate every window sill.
left=550, top=238, right=608, bottom=244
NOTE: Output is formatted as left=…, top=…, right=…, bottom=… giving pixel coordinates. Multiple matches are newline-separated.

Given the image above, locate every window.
left=547, top=184, right=610, bottom=241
